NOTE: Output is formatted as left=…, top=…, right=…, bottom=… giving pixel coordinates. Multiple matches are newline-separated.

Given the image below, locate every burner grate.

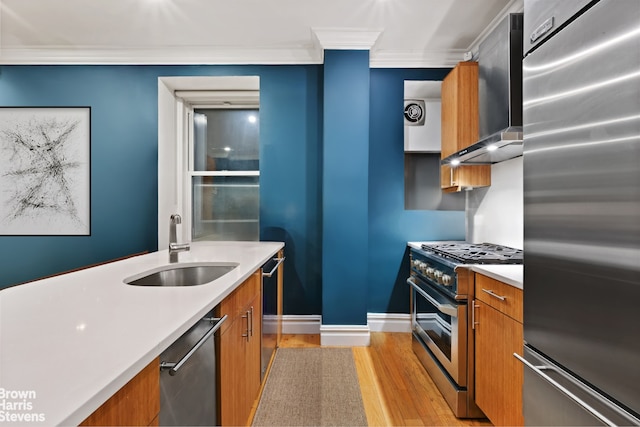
left=421, top=242, right=523, bottom=264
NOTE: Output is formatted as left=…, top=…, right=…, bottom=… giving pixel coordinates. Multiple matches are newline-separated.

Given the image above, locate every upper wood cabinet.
left=440, top=62, right=491, bottom=192
left=473, top=273, right=524, bottom=426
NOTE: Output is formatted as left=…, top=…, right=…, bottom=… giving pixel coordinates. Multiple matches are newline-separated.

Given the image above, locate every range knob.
left=434, top=270, right=443, bottom=281
left=413, top=262, right=422, bottom=273
left=442, top=274, right=452, bottom=286
left=425, top=267, right=435, bottom=278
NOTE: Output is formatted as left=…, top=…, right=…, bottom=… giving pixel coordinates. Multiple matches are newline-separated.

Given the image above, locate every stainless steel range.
left=407, top=241, right=523, bottom=418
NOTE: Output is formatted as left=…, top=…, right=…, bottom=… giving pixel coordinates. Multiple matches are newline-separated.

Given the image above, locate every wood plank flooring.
left=279, top=333, right=492, bottom=427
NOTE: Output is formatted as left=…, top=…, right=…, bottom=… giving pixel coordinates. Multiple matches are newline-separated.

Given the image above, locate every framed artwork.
left=0, top=107, right=91, bottom=235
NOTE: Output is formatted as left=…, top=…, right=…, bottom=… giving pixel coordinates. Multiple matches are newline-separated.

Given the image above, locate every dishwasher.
left=261, top=255, right=285, bottom=379
left=159, top=310, right=227, bottom=426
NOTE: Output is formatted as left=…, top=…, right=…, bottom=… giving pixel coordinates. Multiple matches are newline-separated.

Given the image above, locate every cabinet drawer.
left=475, top=273, right=523, bottom=323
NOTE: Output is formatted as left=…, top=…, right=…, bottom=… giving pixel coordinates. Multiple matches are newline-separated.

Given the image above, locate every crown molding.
left=0, top=45, right=466, bottom=68
left=370, top=49, right=466, bottom=68
left=312, top=27, right=382, bottom=51
left=0, top=45, right=501, bottom=69
left=0, top=2, right=522, bottom=68
left=0, top=45, right=323, bottom=65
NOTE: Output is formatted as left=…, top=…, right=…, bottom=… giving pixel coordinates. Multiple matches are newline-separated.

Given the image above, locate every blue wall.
left=0, top=62, right=465, bottom=319
left=0, top=65, right=324, bottom=320
left=368, top=68, right=465, bottom=313
left=322, top=51, right=370, bottom=326
left=259, top=66, right=323, bottom=316
left=0, top=66, right=161, bottom=286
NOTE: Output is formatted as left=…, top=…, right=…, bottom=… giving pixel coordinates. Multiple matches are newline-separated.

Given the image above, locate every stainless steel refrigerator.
left=521, top=0, right=640, bottom=425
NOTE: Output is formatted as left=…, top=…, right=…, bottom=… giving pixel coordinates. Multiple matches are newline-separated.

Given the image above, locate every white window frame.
left=182, top=100, right=260, bottom=242
left=157, top=76, right=259, bottom=249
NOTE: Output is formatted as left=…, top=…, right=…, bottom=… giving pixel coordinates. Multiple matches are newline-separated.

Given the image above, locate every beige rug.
left=252, top=348, right=368, bottom=426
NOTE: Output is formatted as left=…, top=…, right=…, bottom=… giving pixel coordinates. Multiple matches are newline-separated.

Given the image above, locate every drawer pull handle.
left=472, top=300, right=479, bottom=329
left=249, top=306, right=254, bottom=337
left=482, top=288, right=506, bottom=301
left=242, top=311, right=250, bottom=340
left=263, top=257, right=285, bottom=277
left=160, top=315, right=227, bottom=376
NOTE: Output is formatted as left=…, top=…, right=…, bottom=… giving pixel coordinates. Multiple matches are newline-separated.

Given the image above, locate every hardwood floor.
left=279, top=333, right=492, bottom=427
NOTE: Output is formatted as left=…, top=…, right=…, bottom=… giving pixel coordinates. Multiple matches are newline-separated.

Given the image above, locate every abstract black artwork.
left=0, top=107, right=90, bottom=235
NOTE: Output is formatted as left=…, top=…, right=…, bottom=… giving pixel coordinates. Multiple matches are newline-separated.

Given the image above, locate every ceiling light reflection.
left=525, top=114, right=640, bottom=140
left=525, top=134, right=640, bottom=156
left=523, top=26, right=640, bottom=73
left=523, top=70, right=640, bottom=108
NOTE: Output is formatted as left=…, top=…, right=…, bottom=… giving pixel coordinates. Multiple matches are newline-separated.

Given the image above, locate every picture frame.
left=0, top=106, right=91, bottom=236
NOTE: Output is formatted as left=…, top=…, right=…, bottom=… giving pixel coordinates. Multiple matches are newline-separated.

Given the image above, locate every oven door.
left=408, top=275, right=467, bottom=386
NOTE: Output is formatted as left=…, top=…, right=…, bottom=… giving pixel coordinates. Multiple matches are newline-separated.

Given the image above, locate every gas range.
left=410, top=241, right=523, bottom=299
left=421, top=241, right=523, bottom=265
left=408, top=240, right=524, bottom=418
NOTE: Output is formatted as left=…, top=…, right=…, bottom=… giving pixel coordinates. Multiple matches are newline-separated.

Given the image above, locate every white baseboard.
left=281, top=315, right=322, bottom=334
left=367, top=313, right=411, bottom=332
left=320, top=324, right=371, bottom=347
left=272, top=313, right=411, bottom=346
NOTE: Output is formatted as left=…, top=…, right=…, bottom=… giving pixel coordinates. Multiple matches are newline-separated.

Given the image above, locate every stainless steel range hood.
left=442, top=13, right=524, bottom=166
left=446, top=126, right=523, bottom=165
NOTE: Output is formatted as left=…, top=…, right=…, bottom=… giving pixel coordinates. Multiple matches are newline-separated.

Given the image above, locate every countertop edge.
left=1, top=241, right=283, bottom=427
left=468, top=265, right=523, bottom=289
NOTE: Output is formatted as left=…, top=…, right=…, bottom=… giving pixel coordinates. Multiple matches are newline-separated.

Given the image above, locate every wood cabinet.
left=215, top=270, right=262, bottom=426
left=473, top=274, right=523, bottom=426
left=80, top=358, right=160, bottom=426
left=440, top=61, right=491, bottom=192
left=82, top=268, right=266, bottom=427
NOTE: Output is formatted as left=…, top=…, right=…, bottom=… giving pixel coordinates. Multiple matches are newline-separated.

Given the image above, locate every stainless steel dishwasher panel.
left=261, top=255, right=285, bottom=380
left=159, top=311, right=226, bottom=426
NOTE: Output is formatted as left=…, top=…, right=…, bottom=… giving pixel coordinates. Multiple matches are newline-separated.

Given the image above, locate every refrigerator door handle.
left=514, top=353, right=616, bottom=426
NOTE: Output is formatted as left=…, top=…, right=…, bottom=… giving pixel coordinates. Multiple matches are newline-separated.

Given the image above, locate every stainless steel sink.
left=125, top=263, right=238, bottom=287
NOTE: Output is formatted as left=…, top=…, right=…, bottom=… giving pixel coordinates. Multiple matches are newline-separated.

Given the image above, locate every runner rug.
left=252, top=347, right=368, bottom=426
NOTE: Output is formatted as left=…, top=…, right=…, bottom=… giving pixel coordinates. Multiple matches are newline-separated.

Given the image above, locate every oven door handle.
left=407, top=278, right=458, bottom=318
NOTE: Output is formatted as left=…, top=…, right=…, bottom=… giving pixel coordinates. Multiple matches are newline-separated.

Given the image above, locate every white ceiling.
left=0, top=0, right=523, bottom=66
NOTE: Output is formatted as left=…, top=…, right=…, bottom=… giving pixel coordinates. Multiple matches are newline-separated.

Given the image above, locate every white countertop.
left=0, top=241, right=283, bottom=426
left=407, top=241, right=523, bottom=289
left=468, top=265, right=523, bottom=289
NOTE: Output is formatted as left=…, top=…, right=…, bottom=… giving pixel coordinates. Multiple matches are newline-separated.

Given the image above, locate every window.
left=157, top=76, right=260, bottom=248
left=189, top=107, right=260, bottom=241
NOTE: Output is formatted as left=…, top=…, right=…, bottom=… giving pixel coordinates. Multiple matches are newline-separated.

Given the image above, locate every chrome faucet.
left=169, top=214, right=190, bottom=263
